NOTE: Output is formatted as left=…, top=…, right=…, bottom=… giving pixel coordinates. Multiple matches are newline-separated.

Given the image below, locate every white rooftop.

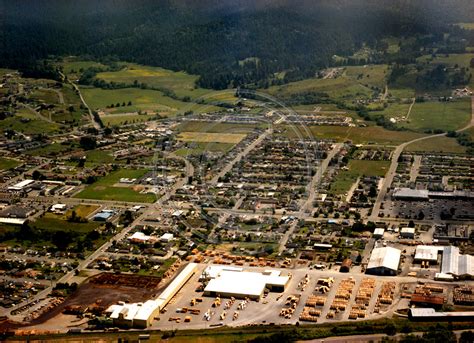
left=441, top=246, right=474, bottom=277
left=204, top=269, right=289, bottom=298
left=414, top=245, right=444, bottom=262
left=367, top=246, right=401, bottom=271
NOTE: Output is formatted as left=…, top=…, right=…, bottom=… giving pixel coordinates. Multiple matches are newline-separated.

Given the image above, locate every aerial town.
left=1, top=1, right=474, bottom=342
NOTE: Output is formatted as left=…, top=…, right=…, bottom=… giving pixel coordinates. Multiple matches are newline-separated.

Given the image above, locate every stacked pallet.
left=305, top=295, right=326, bottom=307
left=299, top=307, right=320, bottom=322
left=355, top=278, right=376, bottom=306
left=453, top=286, right=474, bottom=306
left=374, top=281, right=396, bottom=313
left=329, top=278, right=355, bottom=313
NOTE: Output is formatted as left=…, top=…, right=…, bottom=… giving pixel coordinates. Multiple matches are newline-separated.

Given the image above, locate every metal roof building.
left=414, top=245, right=444, bottom=263
left=366, top=247, right=401, bottom=276
left=441, top=246, right=474, bottom=279
left=409, top=308, right=474, bottom=321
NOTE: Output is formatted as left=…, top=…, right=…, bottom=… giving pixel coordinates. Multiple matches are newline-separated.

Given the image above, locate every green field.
left=329, top=160, right=390, bottom=195
left=75, top=169, right=156, bottom=203
left=344, top=64, right=388, bottom=89
left=401, top=98, right=471, bottom=132
left=417, top=53, right=474, bottom=70
left=388, top=87, right=415, bottom=99
left=101, top=113, right=158, bottom=126
left=61, top=59, right=107, bottom=75
left=175, top=142, right=234, bottom=157
left=176, top=121, right=261, bottom=134
left=65, top=204, right=100, bottom=219
left=81, top=87, right=191, bottom=116
left=178, top=132, right=246, bottom=144
left=371, top=102, right=412, bottom=120
left=279, top=125, right=426, bottom=145
left=0, top=108, right=60, bottom=135
left=84, top=149, right=116, bottom=164
left=265, top=76, right=374, bottom=102
left=95, top=63, right=209, bottom=99
left=406, top=136, right=467, bottom=154
left=34, top=213, right=101, bottom=233
left=25, top=142, right=77, bottom=157
left=0, top=157, right=21, bottom=170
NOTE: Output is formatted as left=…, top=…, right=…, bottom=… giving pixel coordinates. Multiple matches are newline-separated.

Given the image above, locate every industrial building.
left=409, top=308, right=474, bottom=322
left=400, top=227, right=415, bottom=239
left=393, top=187, right=474, bottom=201
left=414, top=245, right=444, bottom=265
left=203, top=267, right=290, bottom=300
left=366, top=247, right=401, bottom=276
left=105, top=263, right=198, bottom=328
left=441, top=246, right=474, bottom=279
left=373, top=228, right=385, bottom=239
left=7, top=179, right=35, bottom=192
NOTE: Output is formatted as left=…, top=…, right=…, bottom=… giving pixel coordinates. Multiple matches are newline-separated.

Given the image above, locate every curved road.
left=370, top=96, right=474, bottom=221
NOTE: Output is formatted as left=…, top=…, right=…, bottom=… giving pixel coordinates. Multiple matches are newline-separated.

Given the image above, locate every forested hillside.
left=1, top=0, right=473, bottom=89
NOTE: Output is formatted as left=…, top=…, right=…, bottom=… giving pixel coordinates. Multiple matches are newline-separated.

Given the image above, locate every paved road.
left=59, top=71, right=101, bottom=130
left=210, top=127, right=272, bottom=184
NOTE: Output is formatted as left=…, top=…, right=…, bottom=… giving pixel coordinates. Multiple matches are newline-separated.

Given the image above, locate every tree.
left=79, top=136, right=97, bottom=150
left=32, top=170, right=44, bottom=180
left=408, top=220, right=415, bottom=228
left=52, top=230, right=73, bottom=251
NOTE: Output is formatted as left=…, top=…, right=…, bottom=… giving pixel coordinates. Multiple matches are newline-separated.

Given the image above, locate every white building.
left=400, top=227, right=415, bottom=239
left=414, top=245, right=444, bottom=264
left=160, top=233, right=174, bottom=243
left=373, top=228, right=385, bottom=239
left=441, top=246, right=474, bottom=279
left=366, top=247, right=401, bottom=276
left=7, top=179, right=35, bottom=192
left=106, top=263, right=198, bottom=328
left=203, top=268, right=290, bottom=300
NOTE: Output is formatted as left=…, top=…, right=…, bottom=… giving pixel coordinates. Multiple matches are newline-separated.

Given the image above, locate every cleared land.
left=406, top=136, right=467, bottom=154
left=0, top=107, right=60, bottom=135
left=81, top=87, right=190, bottom=116
left=65, top=204, right=100, bottom=219
left=101, top=113, right=158, bottom=126
left=61, top=59, right=106, bottom=75
left=0, top=157, right=21, bottom=170
left=95, top=63, right=208, bottom=99
left=330, top=160, right=390, bottom=195
left=25, top=143, right=76, bottom=157
left=175, top=142, right=235, bottom=157
left=344, top=64, right=388, bottom=89
left=75, top=169, right=156, bottom=203
left=401, top=98, right=471, bottom=132
left=176, top=121, right=260, bottom=133
left=278, top=125, right=426, bottom=145
left=178, top=132, right=246, bottom=144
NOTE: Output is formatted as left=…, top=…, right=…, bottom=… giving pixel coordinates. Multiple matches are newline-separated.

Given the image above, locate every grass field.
left=371, top=102, right=412, bottom=121
left=75, top=169, right=156, bottom=203
left=401, top=98, right=471, bottom=132
left=178, top=132, right=246, bottom=144
left=101, top=113, right=158, bottom=126
left=388, top=87, right=415, bottom=99
left=84, top=149, right=116, bottom=164
left=61, top=59, right=106, bottom=75
left=25, top=143, right=77, bottom=157
left=0, top=157, right=21, bottom=170
left=0, top=108, right=60, bottom=135
left=81, top=87, right=190, bottom=116
left=176, top=121, right=261, bottom=133
left=329, top=160, right=390, bottom=195
left=417, top=53, right=474, bottom=70
left=456, top=22, right=474, bottom=30
left=95, top=63, right=208, bottom=99
left=265, top=76, right=374, bottom=103
left=344, top=64, right=388, bottom=89
left=33, top=213, right=101, bottom=233
left=278, top=125, right=426, bottom=145
left=65, top=204, right=100, bottom=219
left=174, top=142, right=235, bottom=157
left=406, top=136, right=467, bottom=154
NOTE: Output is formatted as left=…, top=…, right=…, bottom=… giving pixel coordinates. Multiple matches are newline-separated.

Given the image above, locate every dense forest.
left=1, top=0, right=473, bottom=89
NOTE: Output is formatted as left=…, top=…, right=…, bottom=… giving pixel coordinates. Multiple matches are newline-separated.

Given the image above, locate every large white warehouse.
left=366, top=247, right=401, bottom=276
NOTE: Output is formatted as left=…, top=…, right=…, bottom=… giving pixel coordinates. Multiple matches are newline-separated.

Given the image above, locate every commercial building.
left=106, top=263, right=198, bottom=328
left=92, top=210, right=114, bottom=222
left=366, top=247, right=401, bottom=276
left=393, top=187, right=474, bottom=201
left=203, top=267, right=290, bottom=300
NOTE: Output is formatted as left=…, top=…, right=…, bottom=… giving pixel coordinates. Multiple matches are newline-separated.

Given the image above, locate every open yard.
left=343, top=64, right=388, bottom=89
left=0, top=157, right=21, bottom=170
left=177, top=132, right=246, bottom=144
left=95, top=63, right=209, bottom=99
left=329, top=160, right=390, bottom=195
left=278, top=124, right=426, bottom=145
left=100, top=113, right=158, bottom=126
left=81, top=87, right=190, bottom=116
left=174, top=142, right=235, bottom=157
left=176, top=121, right=260, bottom=134
left=406, top=135, right=467, bottom=154
left=401, top=98, right=471, bottom=132
left=75, top=169, right=156, bottom=203
left=65, top=204, right=100, bottom=220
